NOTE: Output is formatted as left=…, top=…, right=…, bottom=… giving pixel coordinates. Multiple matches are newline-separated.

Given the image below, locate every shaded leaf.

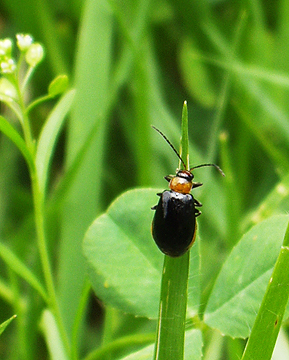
left=241, top=244, right=289, bottom=360
left=204, top=215, right=289, bottom=338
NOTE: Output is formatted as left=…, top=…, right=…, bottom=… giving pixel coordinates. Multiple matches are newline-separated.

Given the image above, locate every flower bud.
left=0, top=78, right=17, bottom=99
left=25, top=43, right=44, bottom=67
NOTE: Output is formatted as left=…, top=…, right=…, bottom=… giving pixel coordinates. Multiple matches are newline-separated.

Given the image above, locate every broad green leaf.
left=0, top=115, right=34, bottom=172
left=35, top=89, right=75, bottom=195
left=0, top=315, right=16, bottom=336
left=204, top=215, right=289, bottom=338
left=241, top=244, right=289, bottom=360
left=83, top=188, right=200, bottom=319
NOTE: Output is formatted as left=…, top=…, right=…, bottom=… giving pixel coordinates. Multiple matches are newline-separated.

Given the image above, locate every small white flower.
left=0, top=58, right=16, bottom=73
left=16, top=34, right=33, bottom=51
left=0, top=38, right=13, bottom=56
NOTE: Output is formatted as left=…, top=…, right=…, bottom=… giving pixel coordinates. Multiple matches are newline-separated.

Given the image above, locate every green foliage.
left=84, top=189, right=162, bottom=319
left=205, top=215, right=289, bottom=338
left=1, top=1, right=289, bottom=360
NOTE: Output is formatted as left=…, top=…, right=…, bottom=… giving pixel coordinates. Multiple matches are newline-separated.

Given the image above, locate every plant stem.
left=31, top=170, right=70, bottom=357
left=15, top=71, right=70, bottom=357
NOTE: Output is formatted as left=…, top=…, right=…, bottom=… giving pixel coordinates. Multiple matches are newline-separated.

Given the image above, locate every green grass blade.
left=154, top=102, right=191, bottom=360
left=154, top=253, right=190, bottom=360
left=181, top=101, right=189, bottom=169
left=58, top=0, right=113, bottom=336
left=0, top=315, right=17, bottom=336
left=241, top=220, right=289, bottom=360
left=0, top=242, right=48, bottom=302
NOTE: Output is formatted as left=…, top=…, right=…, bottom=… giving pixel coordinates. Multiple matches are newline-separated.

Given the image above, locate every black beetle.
left=151, top=126, right=224, bottom=257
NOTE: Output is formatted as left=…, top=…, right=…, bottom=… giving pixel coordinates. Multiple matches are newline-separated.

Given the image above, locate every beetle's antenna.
left=191, top=163, right=225, bottom=177
left=152, top=125, right=186, bottom=169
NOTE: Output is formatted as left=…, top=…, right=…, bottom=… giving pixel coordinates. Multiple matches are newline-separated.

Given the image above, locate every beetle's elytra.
left=151, top=126, right=224, bottom=257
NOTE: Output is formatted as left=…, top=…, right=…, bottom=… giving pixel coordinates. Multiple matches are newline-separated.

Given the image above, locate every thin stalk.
left=12, top=72, right=35, bottom=155
left=14, top=70, right=70, bottom=356
left=71, top=279, right=91, bottom=360
left=30, top=171, right=70, bottom=356
left=153, top=101, right=191, bottom=360
left=21, top=66, right=35, bottom=92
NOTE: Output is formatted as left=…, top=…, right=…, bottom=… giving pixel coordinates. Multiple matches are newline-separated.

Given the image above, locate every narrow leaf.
left=154, top=102, right=191, bottom=360
left=35, top=89, right=75, bottom=194
left=0, top=242, right=48, bottom=302
left=0, top=115, right=34, bottom=172
left=0, top=315, right=16, bottom=336
left=40, top=310, right=69, bottom=360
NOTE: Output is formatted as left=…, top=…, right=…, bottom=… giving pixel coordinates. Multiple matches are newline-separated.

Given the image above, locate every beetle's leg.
left=164, top=175, right=174, bottom=182
left=194, top=198, right=202, bottom=207
left=151, top=193, right=162, bottom=210
left=195, top=208, right=202, bottom=217
left=192, top=182, right=203, bottom=189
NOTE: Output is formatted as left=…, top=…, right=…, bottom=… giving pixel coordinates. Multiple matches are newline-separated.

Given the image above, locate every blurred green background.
left=1, top=0, right=289, bottom=359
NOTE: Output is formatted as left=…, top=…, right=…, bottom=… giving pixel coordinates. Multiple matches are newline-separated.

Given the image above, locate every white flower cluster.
left=0, top=33, right=44, bottom=75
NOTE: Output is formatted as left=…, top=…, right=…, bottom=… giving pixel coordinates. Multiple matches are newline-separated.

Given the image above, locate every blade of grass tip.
left=0, top=315, right=17, bottom=336
left=241, top=220, right=289, bottom=360
left=181, top=101, right=189, bottom=170
left=154, top=101, right=190, bottom=360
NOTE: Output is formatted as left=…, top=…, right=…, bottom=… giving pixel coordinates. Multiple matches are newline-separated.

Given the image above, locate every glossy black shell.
left=152, top=190, right=198, bottom=257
